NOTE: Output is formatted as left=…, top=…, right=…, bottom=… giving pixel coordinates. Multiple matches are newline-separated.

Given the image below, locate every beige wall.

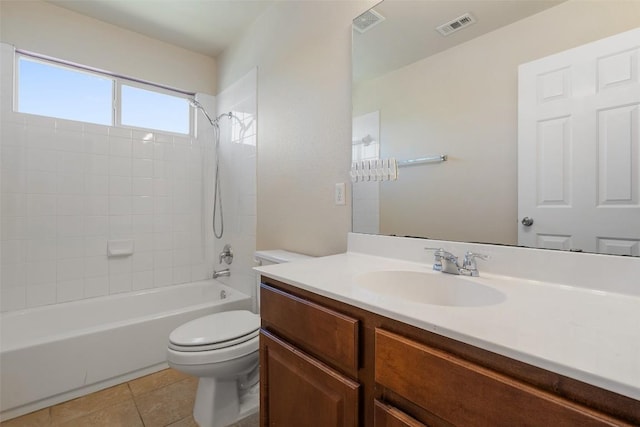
left=218, top=1, right=375, bottom=256
left=353, top=0, right=640, bottom=245
left=0, top=0, right=216, bottom=94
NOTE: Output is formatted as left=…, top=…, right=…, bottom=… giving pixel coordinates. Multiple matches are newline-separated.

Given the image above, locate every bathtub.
left=0, top=279, right=252, bottom=421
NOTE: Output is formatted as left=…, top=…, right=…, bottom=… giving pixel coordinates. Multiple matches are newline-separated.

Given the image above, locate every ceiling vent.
left=436, top=12, right=476, bottom=36
left=353, top=9, right=386, bottom=34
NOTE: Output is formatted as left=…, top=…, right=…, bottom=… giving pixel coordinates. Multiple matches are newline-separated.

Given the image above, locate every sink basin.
left=354, top=270, right=506, bottom=307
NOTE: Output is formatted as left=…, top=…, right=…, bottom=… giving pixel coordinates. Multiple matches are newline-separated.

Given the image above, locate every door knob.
left=521, top=217, right=534, bottom=226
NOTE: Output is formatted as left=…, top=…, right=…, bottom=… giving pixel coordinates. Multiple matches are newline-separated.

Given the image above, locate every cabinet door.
left=374, top=400, right=427, bottom=427
left=260, top=330, right=360, bottom=427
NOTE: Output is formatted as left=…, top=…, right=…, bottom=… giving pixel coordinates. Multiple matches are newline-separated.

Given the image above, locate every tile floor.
left=1, top=369, right=259, bottom=427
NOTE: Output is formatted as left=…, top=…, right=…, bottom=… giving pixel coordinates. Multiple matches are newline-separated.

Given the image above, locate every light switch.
left=335, top=183, right=346, bottom=205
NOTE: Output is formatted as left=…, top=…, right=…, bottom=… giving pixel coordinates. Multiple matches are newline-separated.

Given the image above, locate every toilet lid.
left=169, top=310, right=260, bottom=349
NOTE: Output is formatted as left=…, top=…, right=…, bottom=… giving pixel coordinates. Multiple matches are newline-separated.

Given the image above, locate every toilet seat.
left=169, top=310, right=260, bottom=352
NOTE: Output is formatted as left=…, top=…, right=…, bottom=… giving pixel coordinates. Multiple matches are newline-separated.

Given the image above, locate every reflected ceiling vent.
left=436, top=12, right=476, bottom=36
left=353, top=9, right=386, bottom=34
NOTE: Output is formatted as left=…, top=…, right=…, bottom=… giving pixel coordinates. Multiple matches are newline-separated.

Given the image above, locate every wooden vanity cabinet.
left=259, top=283, right=360, bottom=426
left=259, top=277, right=640, bottom=427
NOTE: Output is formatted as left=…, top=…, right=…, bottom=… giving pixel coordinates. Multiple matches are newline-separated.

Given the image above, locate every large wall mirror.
left=352, top=0, right=640, bottom=257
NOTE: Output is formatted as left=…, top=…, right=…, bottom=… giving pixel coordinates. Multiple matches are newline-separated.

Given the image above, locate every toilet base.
left=193, top=379, right=259, bottom=427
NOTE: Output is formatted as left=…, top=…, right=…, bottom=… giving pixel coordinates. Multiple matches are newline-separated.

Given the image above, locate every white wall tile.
left=109, top=215, right=132, bottom=238
left=57, top=174, right=85, bottom=194
left=57, top=195, right=85, bottom=216
left=133, top=196, right=154, bottom=215
left=1, top=287, right=26, bottom=311
left=1, top=263, right=27, bottom=287
left=172, top=266, right=191, bottom=284
left=132, top=178, right=153, bottom=196
left=153, top=268, right=173, bottom=287
left=153, top=250, right=172, bottom=269
left=57, top=151, right=86, bottom=175
left=26, top=283, right=57, bottom=307
left=109, top=176, right=132, bottom=195
left=57, top=237, right=85, bottom=259
left=109, top=273, right=132, bottom=293
left=57, top=215, right=84, bottom=237
left=109, top=196, right=132, bottom=215
left=109, top=137, right=132, bottom=157
left=1, top=194, right=26, bottom=217
left=85, top=237, right=108, bottom=256
left=26, top=171, right=57, bottom=194
left=55, top=129, right=84, bottom=152
left=132, top=215, right=154, bottom=233
left=2, top=168, right=27, bottom=194
left=133, top=159, right=153, bottom=177
left=1, top=240, right=27, bottom=265
left=85, top=215, right=109, bottom=236
left=134, top=233, right=154, bottom=252
left=85, top=175, right=109, bottom=195
left=57, top=258, right=84, bottom=281
left=27, top=216, right=57, bottom=239
left=109, top=257, right=132, bottom=274
left=84, top=256, right=108, bottom=278
left=132, top=252, right=153, bottom=272
left=109, top=156, right=132, bottom=176
left=85, top=197, right=109, bottom=216
left=84, top=276, right=108, bottom=298
left=84, top=133, right=109, bottom=155
left=57, top=279, right=84, bottom=302
left=133, top=140, right=154, bottom=159
left=85, top=154, right=109, bottom=175
left=27, top=239, right=57, bottom=262
left=25, top=259, right=57, bottom=286
left=132, top=270, right=154, bottom=290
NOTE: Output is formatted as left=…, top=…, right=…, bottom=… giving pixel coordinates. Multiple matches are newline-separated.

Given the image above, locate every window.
left=120, top=84, right=190, bottom=135
left=18, top=57, right=113, bottom=126
left=16, top=53, right=193, bottom=135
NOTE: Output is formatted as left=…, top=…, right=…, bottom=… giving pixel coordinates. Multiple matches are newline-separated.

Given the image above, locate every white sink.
left=354, top=270, right=506, bottom=307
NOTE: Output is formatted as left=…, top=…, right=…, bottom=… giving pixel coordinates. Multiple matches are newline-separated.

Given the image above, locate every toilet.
left=167, top=250, right=312, bottom=427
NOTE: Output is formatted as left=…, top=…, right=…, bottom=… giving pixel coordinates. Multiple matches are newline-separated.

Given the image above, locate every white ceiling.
left=46, top=0, right=275, bottom=58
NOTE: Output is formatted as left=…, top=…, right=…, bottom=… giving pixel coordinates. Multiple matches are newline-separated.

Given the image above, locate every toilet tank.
left=254, top=250, right=313, bottom=266
left=254, top=250, right=313, bottom=312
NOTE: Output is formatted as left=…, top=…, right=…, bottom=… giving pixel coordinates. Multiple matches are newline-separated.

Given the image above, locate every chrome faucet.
left=425, top=248, right=488, bottom=277
left=212, top=268, right=230, bottom=279
left=219, top=244, right=234, bottom=265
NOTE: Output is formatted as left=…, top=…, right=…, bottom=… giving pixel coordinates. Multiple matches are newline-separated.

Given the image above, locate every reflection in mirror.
left=352, top=0, right=640, bottom=256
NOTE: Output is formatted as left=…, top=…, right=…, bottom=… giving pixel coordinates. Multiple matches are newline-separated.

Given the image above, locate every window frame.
left=14, top=50, right=195, bottom=136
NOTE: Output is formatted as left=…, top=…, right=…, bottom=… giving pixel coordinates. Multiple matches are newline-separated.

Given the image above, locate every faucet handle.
left=462, top=251, right=489, bottom=275
left=424, top=247, right=444, bottom=271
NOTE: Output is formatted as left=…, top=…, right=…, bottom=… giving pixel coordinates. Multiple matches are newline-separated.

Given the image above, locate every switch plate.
left=335, top=183, right=346, bottom=205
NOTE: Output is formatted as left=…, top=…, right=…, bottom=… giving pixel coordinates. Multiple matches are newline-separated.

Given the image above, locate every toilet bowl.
left=167, top=310, right=260, bottom=427
left=167, top=250, right=313, bottom=427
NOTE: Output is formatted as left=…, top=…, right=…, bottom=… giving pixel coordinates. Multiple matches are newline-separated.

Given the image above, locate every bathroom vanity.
left=255, top=235, right=640, bottom=426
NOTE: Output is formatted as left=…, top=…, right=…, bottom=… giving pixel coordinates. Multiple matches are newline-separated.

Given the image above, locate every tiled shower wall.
left=213, top=69, right=258, bottom=309
left=0, top=43, right=216, bottom=312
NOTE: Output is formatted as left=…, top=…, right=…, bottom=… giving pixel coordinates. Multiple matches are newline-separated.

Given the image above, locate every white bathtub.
left=0, top=279, right=252, bottom=421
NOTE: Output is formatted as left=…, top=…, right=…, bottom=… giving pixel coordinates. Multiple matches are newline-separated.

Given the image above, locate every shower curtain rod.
left=15, top=47, right=196, bottom=97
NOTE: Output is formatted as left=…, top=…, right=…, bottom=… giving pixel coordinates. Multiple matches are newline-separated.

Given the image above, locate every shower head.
left=189, top=98, right=216, bottom=126
left=189, top=98, right=203, bottom=109
left=190, top=98, right=235, bottom=129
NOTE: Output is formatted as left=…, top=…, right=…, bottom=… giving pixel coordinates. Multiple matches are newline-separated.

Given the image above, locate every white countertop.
left=255, top=251, right=640, bottom=401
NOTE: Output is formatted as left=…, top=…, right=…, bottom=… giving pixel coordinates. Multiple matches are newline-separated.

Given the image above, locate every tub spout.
left=212, top=268, right=230, bottom=279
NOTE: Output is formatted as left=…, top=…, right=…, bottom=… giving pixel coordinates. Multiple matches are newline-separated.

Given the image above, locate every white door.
left=518, top=28, right=640, bottom=256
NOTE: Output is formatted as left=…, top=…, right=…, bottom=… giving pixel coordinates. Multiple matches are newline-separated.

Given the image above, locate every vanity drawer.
left=374, top=400, right=427, bottom=427
left=375, top=329, right=621, bottom=427
left=260, top=283, right=359, bottom=375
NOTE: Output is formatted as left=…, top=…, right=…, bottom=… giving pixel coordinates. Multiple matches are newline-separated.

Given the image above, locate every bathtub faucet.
left=212, top=268, right=230, bottom=279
